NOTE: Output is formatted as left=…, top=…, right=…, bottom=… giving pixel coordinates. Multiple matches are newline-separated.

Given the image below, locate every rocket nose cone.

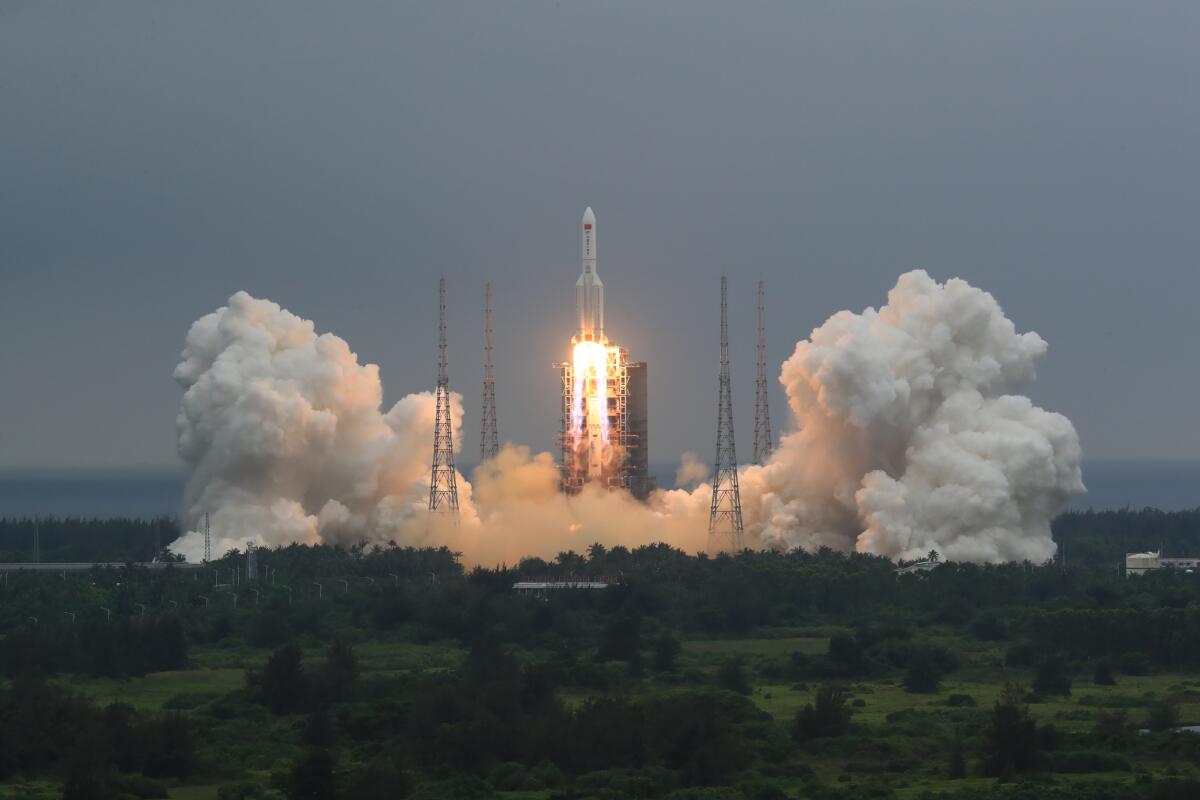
left=582, top=207, right=596, bottom=225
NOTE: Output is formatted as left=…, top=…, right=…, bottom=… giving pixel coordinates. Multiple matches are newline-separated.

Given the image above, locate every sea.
left=1, top=460, right=1198, bottom=520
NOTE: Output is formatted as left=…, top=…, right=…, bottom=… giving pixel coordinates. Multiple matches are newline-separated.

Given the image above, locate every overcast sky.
left=1, top=1, right=1198, bottom=468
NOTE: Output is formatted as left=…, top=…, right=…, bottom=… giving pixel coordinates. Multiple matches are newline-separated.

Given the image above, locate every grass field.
left=9, top=629, right=1200, bottom=798
left=54, top=667, right=245, bottom=711
left=48, top=637, right=465, bottom=713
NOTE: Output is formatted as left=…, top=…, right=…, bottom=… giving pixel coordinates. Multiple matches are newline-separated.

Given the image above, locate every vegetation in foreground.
left=0, top=511, right=1197, bottom=798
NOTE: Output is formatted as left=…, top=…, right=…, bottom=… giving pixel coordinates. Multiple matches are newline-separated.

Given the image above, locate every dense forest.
left=0, top=512, right=1198, bottom=799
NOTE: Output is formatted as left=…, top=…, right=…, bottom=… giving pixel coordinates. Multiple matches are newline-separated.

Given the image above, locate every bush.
left=946, top=694, right=977, bottom=707
left=408, top=776, right=492, bottom=800
left=1033, top=656, right=1072, bottom=696
left=715, top=658, right=751, bottom=694
left=1117, top=652, right=1151, bottom=676
left=983, top=684, right=1041, bottom=776
left=1050, top=751, right=1131, bottom=773
left=653, top=632, right=681, bottom=674
left=487, top=762, right=529, bottom=791
left=1005, top=643, right=1035, bottom=668
left=949, top=730, right=966, bottom=779
left=1090, top=710, right=1135, bottom=750
left=970, top=610, right=1008, bottom=641
left=828, top=635, right=865, bottom=674
left=529, top=760, right=565, bottom=788
left=1093, top=661, right=1116, bottom=686
left=1146, top=700, right=1180, bottom=732
left=904, top=650, right=943, bottom=694
left=794, top=685, right=852, bottom=742
left=286, top=749, right=336, bottom=800
left=577, top=767, right=676, bottom=796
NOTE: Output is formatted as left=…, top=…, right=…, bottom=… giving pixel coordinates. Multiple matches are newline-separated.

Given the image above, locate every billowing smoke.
left=674, top=451, right=709, bottom=489
left=172, top=291, right=706, bottom=563
left=739, top=270, right=1083, bottom=562
left=172, top=292, right=473, bottom=560
left=174, top=272, right=1081, bottom=565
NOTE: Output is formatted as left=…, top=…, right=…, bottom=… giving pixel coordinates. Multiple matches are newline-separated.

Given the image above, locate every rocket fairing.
left=576, top=206, right=604, bottom=342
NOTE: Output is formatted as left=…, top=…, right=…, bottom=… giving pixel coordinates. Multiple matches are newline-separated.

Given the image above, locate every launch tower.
left=708, top=275, right=744, bottom=553
left=480, top=282, right=499, bottom=463
left=753, top=279, right=773, bottom=464
left=429, top=278, right=460, bottom=515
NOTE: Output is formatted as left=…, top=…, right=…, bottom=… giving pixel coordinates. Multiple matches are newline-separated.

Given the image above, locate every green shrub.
left=794, top=685, right=852, bottom=742
left=109, top=774, right=168, bottom=799
left=1005, top=643, right=1034, bottom=667
left=487, top=762, right=529, bottom=791
left=1033, top=656, right=1072, bottom=696
left=1118, top=652, right=1152, bottom=676
left=1051, top=751, right=1131, bottom=773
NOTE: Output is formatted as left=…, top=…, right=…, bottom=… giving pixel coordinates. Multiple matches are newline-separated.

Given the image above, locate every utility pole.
left=480, top=281, right=499, bottom=463
left=709, top=276, right=745, bottom=554
left=753, top=279, right=773, bottom=464
left=429, top=277, right=460, bottom=515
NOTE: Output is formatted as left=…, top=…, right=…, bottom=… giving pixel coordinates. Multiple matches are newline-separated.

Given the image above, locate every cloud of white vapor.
left=171, top=291, right=472, bottom=561
left=675, top=451, right=709, bottom=489
left=738, top=270, right=1083, bottom=562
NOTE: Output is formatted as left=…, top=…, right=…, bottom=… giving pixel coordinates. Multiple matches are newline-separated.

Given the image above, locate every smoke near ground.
left=173, top=272, right=1081, bottom=565
left=172, top=292, right=472, bottom=561
left=739, top=270, right=1083, bottom=562
left=674, top=451, right=709, bottom=489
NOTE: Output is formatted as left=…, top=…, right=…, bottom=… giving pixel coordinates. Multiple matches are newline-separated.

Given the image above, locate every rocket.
left=576, top=206, right=604, bottom=342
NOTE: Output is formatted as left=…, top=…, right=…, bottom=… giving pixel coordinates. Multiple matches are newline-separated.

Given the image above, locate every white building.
left=1125, top=550, right=1200, bottom=576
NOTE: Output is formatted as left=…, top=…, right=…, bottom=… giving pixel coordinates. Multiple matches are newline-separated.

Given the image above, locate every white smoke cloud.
left=172, top=291, right=472, bottom=561
left=738, top=270, right=1083, bottom=562
left=674, top=451, right=709, bottom=489
left=173, top=273, right=1082, bottom=566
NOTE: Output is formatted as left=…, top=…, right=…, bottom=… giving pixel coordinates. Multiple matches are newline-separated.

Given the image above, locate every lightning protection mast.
left=753, top=279, right=773, bottom=464
left=480, top=281, right=499, bottom=463
left=709, top=275, right=745, bottom=553
left=429, top=278, right=460, bottom=515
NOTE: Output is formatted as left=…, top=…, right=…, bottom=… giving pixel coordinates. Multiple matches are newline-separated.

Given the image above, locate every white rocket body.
left=576, top=207, right=604, bottom=342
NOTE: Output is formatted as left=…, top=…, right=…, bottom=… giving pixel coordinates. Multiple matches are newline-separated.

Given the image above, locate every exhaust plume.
left=171, top=292, right=471, bottom=560
left=739, top=270, right=1083, bottom=562
left=173, top=272, right=1081, bottom=566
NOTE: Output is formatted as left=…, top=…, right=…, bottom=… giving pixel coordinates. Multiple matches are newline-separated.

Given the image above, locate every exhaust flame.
left=571, top=340, right=610, bottom=444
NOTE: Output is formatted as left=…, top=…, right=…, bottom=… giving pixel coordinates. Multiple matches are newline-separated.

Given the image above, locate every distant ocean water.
left=0, top=460, right=1196, bottom=520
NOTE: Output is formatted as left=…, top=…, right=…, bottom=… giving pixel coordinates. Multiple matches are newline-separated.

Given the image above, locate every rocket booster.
left=576, top=206, right=604, bottom=342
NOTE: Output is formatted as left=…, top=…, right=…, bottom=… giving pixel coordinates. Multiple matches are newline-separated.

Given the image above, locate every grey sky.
left=1, top=1, right=1197, bottom=468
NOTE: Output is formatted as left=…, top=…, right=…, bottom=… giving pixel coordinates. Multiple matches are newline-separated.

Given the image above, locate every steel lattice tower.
left=753, top=279, right=773, bottom=464
left=203, top=512, right=211, bottom=562
left=709, top=275, right=744, bottom=553
left=429, top=278, right=460, bottom=514
left=480, top=282, right=499, bottom=463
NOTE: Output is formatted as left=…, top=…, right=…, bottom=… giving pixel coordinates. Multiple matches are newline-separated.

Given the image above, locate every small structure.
left=1125, top=551, right=1200, bottom=576
left=894, top=559, right=940, bottom=575
left=513, top=576, right=614, bottom=593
